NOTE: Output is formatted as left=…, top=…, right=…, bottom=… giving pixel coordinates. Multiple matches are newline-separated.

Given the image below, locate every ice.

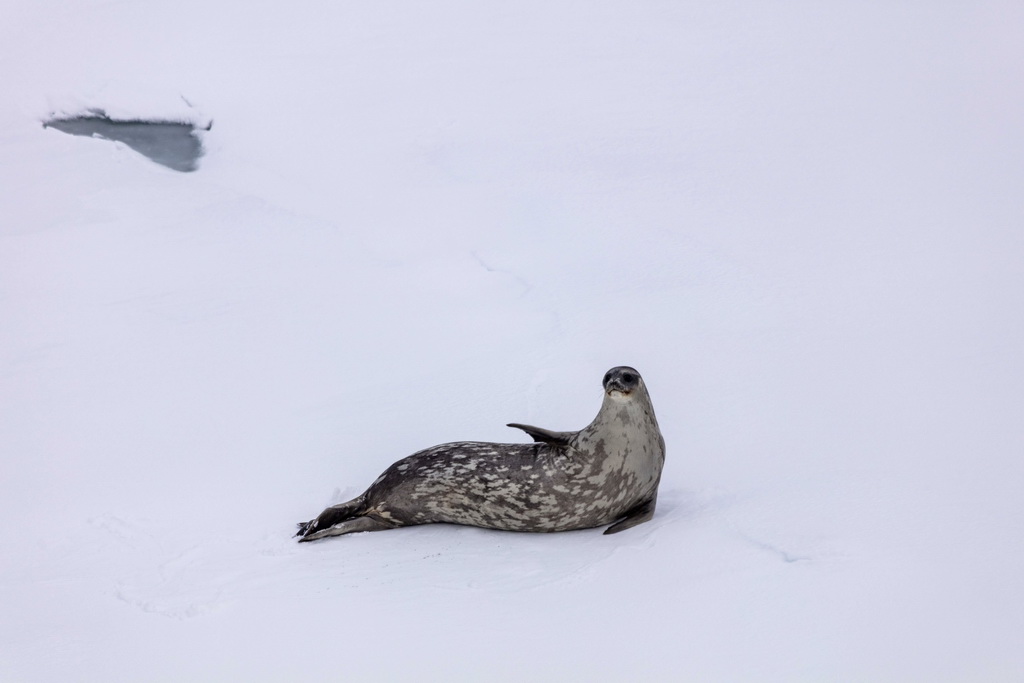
left=1, top=2, right=1023, bottom=681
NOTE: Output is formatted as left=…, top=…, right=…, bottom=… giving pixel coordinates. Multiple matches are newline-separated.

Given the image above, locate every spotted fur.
left=296, top=366, right=665, bottom=541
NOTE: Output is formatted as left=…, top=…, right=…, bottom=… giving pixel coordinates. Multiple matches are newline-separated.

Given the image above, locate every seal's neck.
left=573, top=385, right=663, bottom=495
left=580, top=387, right=660, bottom=439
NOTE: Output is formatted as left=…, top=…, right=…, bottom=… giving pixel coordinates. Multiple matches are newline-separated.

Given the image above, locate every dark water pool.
left=44, top=112, right=207, bottom=172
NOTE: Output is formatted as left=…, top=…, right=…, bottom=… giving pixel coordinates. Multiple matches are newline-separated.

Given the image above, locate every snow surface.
left=3, top=2, right=1024, bottom=681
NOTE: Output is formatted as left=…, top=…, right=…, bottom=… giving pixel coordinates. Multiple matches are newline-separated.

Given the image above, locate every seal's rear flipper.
left=296, top=495, right=368, bottom=540
left=603, top=496, right=657, bottom=535
left=298, top=515, right=393, bottom=542
left=506, top=423, right=575, bottom=446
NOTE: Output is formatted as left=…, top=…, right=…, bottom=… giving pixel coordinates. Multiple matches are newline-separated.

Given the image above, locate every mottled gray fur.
left=296, top=367, right=665, bottom=541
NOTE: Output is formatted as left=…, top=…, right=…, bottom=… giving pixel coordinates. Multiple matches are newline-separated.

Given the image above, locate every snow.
left=2, top=1, right=1024, bottom=680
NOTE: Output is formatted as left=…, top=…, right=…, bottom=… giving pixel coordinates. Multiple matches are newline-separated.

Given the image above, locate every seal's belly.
left=368, top=442, right=652, bottom=531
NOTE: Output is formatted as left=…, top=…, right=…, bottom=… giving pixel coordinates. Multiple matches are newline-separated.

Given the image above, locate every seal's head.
left=603, top=366, right=642, bottom=399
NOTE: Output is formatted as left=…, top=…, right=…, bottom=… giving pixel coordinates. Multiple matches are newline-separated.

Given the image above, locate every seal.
left=296, top=366, right=665, bottom=541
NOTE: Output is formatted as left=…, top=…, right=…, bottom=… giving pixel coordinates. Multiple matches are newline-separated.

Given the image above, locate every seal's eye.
left=622, top=372, right=637, bottom=384
left=603, top=372, right=612, bottom=385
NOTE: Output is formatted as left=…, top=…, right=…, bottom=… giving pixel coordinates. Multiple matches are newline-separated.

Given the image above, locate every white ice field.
left=2, top=2, right=1023, bottom=681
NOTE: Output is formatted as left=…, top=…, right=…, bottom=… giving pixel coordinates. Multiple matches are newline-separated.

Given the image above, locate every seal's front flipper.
left=506, top=423, right=575, bottom=446
left=603, top=496, right=657, bottom=535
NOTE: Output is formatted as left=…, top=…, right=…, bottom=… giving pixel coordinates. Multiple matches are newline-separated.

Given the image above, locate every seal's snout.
left=606, top=379, right=632, bottom=395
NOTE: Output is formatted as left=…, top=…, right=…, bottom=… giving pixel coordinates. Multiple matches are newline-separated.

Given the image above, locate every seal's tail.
left=295, top=494, right=368, bottom=541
